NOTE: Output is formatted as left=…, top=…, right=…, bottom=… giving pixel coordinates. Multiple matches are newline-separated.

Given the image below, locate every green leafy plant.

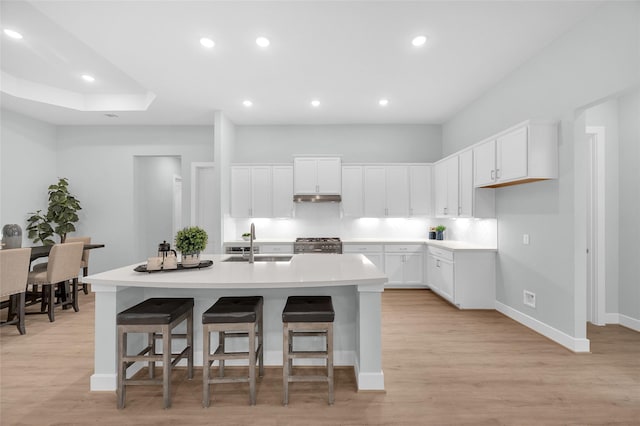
left=242, top=232, right=251, bottom=237
left=435, top=225, right=446, bottom=232
left=175, top=226, right=208, bottom=254
left=26, top=178, right=82, bottom=245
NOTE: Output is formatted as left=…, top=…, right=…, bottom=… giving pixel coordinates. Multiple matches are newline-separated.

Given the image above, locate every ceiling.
left=0, top=1, right=601, bottom=126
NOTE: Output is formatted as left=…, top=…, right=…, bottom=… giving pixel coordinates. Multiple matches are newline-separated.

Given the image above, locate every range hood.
left=293, top=194, right=342, bottom=203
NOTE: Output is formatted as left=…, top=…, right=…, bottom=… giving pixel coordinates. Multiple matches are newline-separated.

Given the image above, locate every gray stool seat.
left=282, top=295, right=335, bottom=406
left=118, top=297, right=194, bottom=325
left=203, top=296, right=263, bottom=323
left=282, top=296, right=335, bottom=323
left=202, top=296, right=264, bottom=407
left=117, top=298, right=194, bottom=409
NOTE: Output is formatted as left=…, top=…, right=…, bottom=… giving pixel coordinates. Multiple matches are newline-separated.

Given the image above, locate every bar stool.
left=202, top=296, right=264, bottom=407
left=116, top=297, right=194, bottom=409
left=282, top=295, right=335, bottom=405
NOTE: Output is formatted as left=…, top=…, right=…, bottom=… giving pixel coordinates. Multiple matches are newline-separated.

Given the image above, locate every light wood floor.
left=1, top=289, right=639, bottom=425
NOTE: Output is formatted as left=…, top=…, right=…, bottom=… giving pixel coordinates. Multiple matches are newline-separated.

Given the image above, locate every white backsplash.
left=225, top=203, right=496, bottom=247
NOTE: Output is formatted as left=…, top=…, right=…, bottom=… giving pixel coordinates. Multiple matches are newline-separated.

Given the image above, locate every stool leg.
left=117, top=327, right=127, bottom=409
left=47, top=285, right=55, bottom=322
left=258, top=311, right=264, bottom=377
left=328, top=323, right=334, bottom=405
left=219, top=331, right=225, bottom=378
left=249, top=323, right=256, bottom=405
left=203, top=326, right=211, bottom=408
left=187, top=309, right=194, bottom=380
left=162, top=324, right=171, bottom=409
left=71, top=278, right=79, bottom=312
left=148, top=333, right=156, bottom=379
left=282, top=323, right=289, bottom=406
left=82, top=267, right=89, bottom=294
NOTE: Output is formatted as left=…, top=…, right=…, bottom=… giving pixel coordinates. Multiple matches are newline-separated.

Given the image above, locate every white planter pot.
left=181, top=253, right=200, bottom=268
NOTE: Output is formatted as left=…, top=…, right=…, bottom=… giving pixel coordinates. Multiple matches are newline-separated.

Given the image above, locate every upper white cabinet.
left=362, top=164, right=430, bottom=217
left=294, top=157, right=341, bottom=195
left=409, top=165, right=432, bottom=216
left=434, top=156, right=459, bottom=217
left=341, top=165, right=364, bottom=217
left=473, top=120, right=558, bottom=188
left=230, top=165, right=293, bottom=218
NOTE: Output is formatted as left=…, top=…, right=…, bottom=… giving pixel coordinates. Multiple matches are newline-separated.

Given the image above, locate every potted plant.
left=435, top=225, right=446, bottom=240
left=242, top=232, right=251, bottom=241
left=26, top=178, right=82, bottom=245
left=175, top=226, right=208, bottom=267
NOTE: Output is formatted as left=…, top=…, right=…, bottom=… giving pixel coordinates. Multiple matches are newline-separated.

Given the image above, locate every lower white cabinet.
left=343, top=244, right=384, bottom=272
left=258, top=243, right=294, bottom=254
left=427, top=246, right=495, bottom=309
left=383, top=244, right=424, bottom=288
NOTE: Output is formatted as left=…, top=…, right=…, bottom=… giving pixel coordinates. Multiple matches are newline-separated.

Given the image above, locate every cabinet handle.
left=491, top=170, right=495, bottom=180
left=496, top=168, right=501, bottom=179
left=443, top=207, right=447, bottom=215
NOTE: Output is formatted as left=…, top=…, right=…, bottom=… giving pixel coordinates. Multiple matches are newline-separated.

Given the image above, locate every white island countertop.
left=88, top=253, right=386, bottom=290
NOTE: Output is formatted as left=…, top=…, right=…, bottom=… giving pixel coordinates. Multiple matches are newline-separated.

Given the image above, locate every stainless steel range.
left=294, top=237, right=342, bottom=254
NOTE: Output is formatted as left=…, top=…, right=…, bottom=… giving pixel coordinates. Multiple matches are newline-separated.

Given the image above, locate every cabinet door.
left=230, top=167, right=252, bottom=217
left=427, top=255, right=440, bottom=292
left=364, top=253, right=384, bottom=272
left=438, top=259, right=454, bottom=302
left=434, top=162, right=448, bottom=217
left=409, top=165, right=431, bottom=216
left=293, top=158, right=318, bottom=194
left=384, top=253, right=404, bottom=285
left=272, top=166, right=293, bottom=218
left=385, top=166, right=409, bottom=217
left=445, top=156, right=459, bottom=217
left=363, top=166, right=387, bottom=217
left=251, top=166, right=272, bottom=217
left=473, top=140, right=496, bottom=187
left=403, top=253, right=423, bottom=285
left=342, top=166, right=363, bottom=217
left=316, top=158, right=341, bottom=194
left=458, top=150, right=473, bottom=217
left=497, top=126, right=528, bottom=182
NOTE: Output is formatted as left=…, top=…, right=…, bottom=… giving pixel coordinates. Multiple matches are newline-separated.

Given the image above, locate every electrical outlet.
left=524, top=290, right=536, bottom=308
left=523, top=234, right=530, bottom=245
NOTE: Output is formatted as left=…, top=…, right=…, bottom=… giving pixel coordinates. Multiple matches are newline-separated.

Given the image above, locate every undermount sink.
left=223, top=255, right=293, bottom=262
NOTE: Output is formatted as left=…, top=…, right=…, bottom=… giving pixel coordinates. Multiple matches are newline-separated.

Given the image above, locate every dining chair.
left=0, top=248, right=31, bottom=334
left=32, top=236, right=92, bottom=294
left=26, top=242, right=83, bottom=322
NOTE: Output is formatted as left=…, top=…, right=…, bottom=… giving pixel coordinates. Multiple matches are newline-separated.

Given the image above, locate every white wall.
left=234, top=124, right=442, bottom=163
left=55, top=126, right=214, bottom=272
left=617, top=89, right=640, bottom=323
left=442, top=1, right=640, bottom=340
left=0, top=109, right=57, bottom=246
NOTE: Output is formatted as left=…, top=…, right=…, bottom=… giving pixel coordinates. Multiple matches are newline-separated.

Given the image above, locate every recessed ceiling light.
left=256, top=37, right=270, bottom=47
left=3, top=29, right=23, bottom=40
left=412, top=35, right=427, bottom=47
left=200, top=37, right=215, bottom=48
left=378, top=98, right=389, bottom=107
left=311, top=99, right=320, bottom=107
left=243, top=100, right=253, bottom=107
left=81, top=74, right=95, bottom=83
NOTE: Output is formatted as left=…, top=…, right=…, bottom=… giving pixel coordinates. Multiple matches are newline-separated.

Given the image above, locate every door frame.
left=585, top=126, right=606, bottom=326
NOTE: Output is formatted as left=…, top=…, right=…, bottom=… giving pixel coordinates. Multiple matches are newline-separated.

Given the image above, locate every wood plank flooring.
left=1, top=289, right=639, bottom=425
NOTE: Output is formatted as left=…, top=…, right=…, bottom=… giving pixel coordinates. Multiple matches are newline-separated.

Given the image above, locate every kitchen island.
left=87, top=253, right=386, bottom=392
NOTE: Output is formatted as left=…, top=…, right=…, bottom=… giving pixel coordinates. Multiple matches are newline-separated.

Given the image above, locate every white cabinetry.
left=427, top=246, right=495, bottom=309
left=341, top=166, right=364, bottom=217
left=363, top=165, right=410, bottom=217
left=434, top=156, right=459, bottom=218
left=258, top=243, right=294, bottom=254
left=294, top=157, right=341, bottom=195
left=384, top=244, right=424, bottom=288
left=343, top=243, right=384, bottom=272
left=474, top=120, right=558, bottom=188
left=409, top=165, right=432, bottom=216
left=230, top=165, right=293, bottom=218
left=230, top=166, right=272, bottom=218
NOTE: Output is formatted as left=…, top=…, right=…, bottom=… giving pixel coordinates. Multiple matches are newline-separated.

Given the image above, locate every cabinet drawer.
left=343, top=244, right=383, bottom=253
left=259, top=244, right=293, bottom=253
left=428, top=246, right=454, bottom=261
left=384, top=244, right=423, bottom=253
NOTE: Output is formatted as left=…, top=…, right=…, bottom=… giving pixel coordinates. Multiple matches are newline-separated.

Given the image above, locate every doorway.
left=133, top=156, right=182, bottom=261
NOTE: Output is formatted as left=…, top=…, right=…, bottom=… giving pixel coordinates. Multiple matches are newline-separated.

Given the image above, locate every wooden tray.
left=134, top=260, right=213, bottom=273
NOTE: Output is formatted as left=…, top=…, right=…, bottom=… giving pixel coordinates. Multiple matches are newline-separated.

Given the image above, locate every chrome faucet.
left=249, top=222, right=255, bottom=263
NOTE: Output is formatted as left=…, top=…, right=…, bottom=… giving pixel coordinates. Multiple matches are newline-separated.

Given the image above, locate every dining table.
left=28, top=243, right=105, bottom=262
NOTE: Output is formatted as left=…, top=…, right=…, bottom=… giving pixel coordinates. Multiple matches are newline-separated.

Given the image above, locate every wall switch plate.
left=523, top=234, right=530, bottom=245
left=524, top=290, right=536, bottom=308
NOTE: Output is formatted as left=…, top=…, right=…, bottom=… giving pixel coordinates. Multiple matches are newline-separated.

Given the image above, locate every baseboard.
left=354, top=359, right=385, bottom=391
left=605, top=312, right=620, bottom=324
left=619, top=314, right=640, bottom=332
left=495, top=301, right=590, bottom=353
left=90, top=374, right=116, bottom=391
